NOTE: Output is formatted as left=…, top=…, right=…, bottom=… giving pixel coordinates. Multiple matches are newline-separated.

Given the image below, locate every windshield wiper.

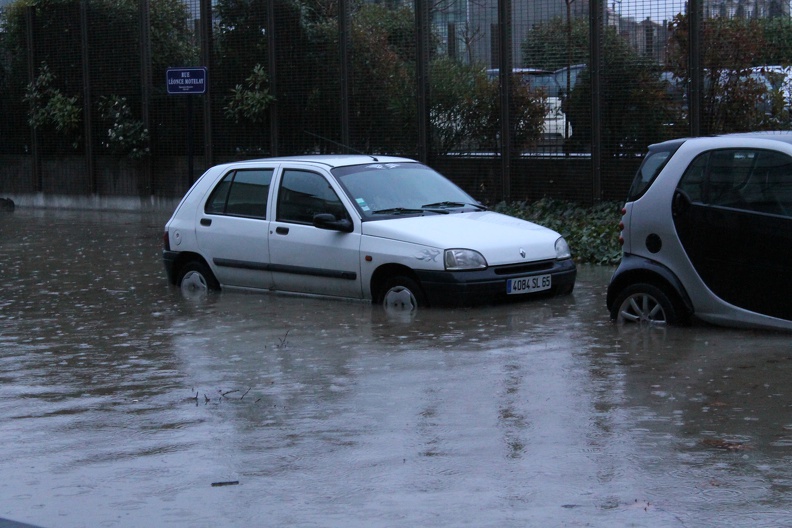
left=372, top=207, right=447, bottom=215
left=421, top=201, right=488, bottom=211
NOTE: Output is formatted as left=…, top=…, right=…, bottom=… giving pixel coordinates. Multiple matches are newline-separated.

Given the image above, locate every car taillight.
left=618, top=207, right=626, bottom=246
left=163, top=231, right=171, bottom=251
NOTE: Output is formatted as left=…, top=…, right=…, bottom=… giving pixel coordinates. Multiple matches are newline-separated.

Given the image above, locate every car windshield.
left=333, top=162, right=482, bottom=218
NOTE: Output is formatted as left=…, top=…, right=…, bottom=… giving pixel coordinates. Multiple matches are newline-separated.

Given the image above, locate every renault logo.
left=519, top=248, right=526, bottom=258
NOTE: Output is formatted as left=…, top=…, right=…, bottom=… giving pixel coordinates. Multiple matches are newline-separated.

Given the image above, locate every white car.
left=487, top=69, right=572, bottom=140
left=163, top=155, right=576, bottom=309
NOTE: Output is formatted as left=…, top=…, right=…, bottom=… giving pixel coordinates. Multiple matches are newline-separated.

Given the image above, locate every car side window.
left=702, top=150, right=752, bottom=208
left=742, top=150, right=792, bottom=217
left=205, top=169, right=273, bottom=219
left=677, top=149, right=792, bottom=217
left=276, top=170, right=348, bottom=224
left=677, top=153, right=707, bottom=203
left=205, top=173, right=233, bottom=214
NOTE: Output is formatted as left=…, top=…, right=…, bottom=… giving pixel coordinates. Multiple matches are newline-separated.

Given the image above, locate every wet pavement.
left=1, top=208, right=791, bottom=528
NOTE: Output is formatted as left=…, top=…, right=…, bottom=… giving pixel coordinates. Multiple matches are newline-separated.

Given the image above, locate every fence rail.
left=1, top=0, right=791, bottom=206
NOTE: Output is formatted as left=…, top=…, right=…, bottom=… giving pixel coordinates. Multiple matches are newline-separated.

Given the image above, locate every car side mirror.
left=313, top=213, right=353, bottom=233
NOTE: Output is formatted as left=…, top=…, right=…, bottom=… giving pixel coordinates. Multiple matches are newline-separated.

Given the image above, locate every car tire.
left=610, top=283, right=682, bottom=325
left=177, top=260, right=219, bottom=297
left=378, top=276, right=427, bottom=311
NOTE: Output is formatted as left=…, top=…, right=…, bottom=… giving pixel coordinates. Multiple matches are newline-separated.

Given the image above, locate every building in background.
left=703, top=0, right=789, bottom=18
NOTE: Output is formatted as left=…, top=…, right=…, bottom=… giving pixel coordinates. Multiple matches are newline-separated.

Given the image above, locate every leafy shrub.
left=24, top=62, right=82, bottom=150
left=97, top=95, right=150, bottom=159
left=494, top=198, right=622, bottom=265
left=224, top=64, right=275, bottom=125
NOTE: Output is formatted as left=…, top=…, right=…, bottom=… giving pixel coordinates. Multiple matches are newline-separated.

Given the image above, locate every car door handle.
left=200, top=218, right=212, bottom=226
left=672, top=190, right=691, bottom=218
left=275, top=226, right=289, bottom=235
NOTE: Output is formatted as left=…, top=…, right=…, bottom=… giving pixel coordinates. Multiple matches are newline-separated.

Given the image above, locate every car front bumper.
left=415, top=258, right=576, bottom=307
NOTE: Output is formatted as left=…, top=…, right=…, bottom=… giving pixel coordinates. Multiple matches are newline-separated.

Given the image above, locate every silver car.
left=607, top=132, right=792, bottom=331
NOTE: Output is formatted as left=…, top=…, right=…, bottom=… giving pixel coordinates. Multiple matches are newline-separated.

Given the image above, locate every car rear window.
left=627, top=140, right=684, bottom=201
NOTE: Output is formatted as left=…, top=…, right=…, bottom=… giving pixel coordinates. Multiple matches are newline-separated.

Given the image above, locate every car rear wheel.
left=611, top=283, right=681, bottom=326
left=378, top=276, right=426, bottom=312
left=177, top=260, right=219, bottom=298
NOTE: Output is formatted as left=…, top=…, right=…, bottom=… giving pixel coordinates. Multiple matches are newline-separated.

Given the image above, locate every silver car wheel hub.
left=181, top=270, right=209, bottom=298
left=617, top=293, right=666, bottom=325
left=383, top=286, right=417, bottom=313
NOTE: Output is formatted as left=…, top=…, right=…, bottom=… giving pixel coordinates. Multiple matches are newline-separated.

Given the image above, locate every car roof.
left=716, top=131, right=792, bottom=144
left=650, top=131, right=792, bottom=151
left=232, top=154, right=416, bottom=169
left=486, top=68, right=553, bottom=74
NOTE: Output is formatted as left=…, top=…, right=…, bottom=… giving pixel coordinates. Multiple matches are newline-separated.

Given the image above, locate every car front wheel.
left=378, top=276, right=426, bottom=312
left=611, top=283, right=681, bottom=326
left=177, top=260, right=219, bottom=298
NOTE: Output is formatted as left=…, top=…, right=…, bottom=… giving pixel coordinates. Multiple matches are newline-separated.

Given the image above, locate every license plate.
left=506, top=274, right=552, bottom=295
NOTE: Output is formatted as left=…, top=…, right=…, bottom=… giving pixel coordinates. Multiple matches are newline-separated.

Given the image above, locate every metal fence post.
left=200, top=0, right=213, bottom=168
left=25, top=6, right=41, bottom=192
left=80, top=0, right=95, bottom=194
left=688, top=0, right=702, bottom=137
left=415, top=0, right=431, bottom=164
left=498, top=0, right=512, bottom=203
left=266, top=0, right=278, bottom=156
left=139, top=0, right=152, bottom=194
left=590, top=0, right=602, bottom=203
left=339, top=0, right=350, bottom=151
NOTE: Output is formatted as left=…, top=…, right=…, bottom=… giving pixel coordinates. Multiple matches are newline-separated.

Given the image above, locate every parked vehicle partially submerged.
left=487, top=68, right=572, bottom=141
left=163, top=155, right=576, bottom=310
left=608, top=132, right=792, bottom=331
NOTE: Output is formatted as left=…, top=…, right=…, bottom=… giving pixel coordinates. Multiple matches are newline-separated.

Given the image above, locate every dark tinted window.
left=677, top=149, right=792, bottom=216
left=276, top=170, right=347, bottom=224
left=628, top=140, right=684, bottom=200
left=205, top=173, right=232, bottom=214
left=205, top=169, right=273, bottom=218
left=676, top=153, right=707, bottom=202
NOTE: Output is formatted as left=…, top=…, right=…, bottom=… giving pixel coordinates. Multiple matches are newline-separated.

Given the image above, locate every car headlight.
left=555, top=237, right=572, bottom=260
left=444, top=249, right=487, bottom=270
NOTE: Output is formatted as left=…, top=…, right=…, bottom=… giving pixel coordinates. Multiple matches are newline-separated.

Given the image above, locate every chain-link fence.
left=1, top=0, right=791, bottom=204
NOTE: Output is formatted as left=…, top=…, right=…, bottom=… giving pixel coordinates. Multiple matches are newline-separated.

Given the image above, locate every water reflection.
left=1, top=209, right=791, bottom=528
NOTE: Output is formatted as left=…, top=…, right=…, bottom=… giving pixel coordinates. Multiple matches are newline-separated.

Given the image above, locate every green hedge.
left=493, top=198, right=623, bottom=265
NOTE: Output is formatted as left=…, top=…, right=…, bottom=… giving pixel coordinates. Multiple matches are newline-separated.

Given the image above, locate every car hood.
left=361, top=211, right=561, bottom=265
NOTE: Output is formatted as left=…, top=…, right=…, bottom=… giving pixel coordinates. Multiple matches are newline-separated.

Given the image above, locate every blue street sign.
left=166, top=67, right=207, bottom=95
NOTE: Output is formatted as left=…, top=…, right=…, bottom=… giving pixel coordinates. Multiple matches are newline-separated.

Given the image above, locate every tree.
left=24, top=61, right=82, bottom=152
left=524, top=16, right=678, bottom=155
left=303, top=2, right=417, bottom=154
left=224, top=64, right=275, bottom=126
left=213, top=0, right=315, bottom=155
left=430, top=59, right=545, bottom=154
left=0, top=0, right=196, bottom=156
left=97, top=95, right=150, bottom=159
left=758, top=16, right=792, bottom=67
left=667, top=14, right=787, bottom=135
left=521, top=13, right=588, bottom=70
left=2, top=0, right=83, bottom=153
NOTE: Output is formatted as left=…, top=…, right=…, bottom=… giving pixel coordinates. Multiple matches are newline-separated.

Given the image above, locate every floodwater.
left=1, top=209, right=792, bottom=528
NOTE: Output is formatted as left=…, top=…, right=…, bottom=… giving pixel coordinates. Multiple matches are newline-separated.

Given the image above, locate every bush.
left=494, top=198, right=622, bottom=265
